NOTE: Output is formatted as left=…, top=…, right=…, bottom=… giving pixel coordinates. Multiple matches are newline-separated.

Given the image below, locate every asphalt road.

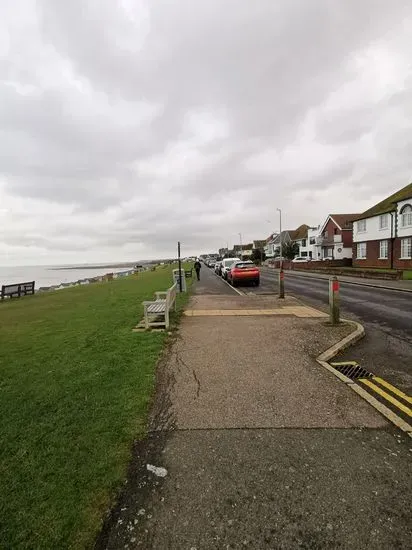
left=198, top=265, right=412, bottom=394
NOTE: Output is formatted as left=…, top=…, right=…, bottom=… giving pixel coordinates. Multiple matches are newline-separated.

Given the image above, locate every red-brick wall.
left=342, top=229, right=354, bottom=248
left=393, top=238, right=412, bottom=269
left=352, top=240, right=393, bottom=269
left=322, top=219, right=341, bottom=241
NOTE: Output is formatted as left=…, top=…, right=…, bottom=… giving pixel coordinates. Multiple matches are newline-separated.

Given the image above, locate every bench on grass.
left=1, top=281, right=35, bottom=300
left=185, top=269, right=193, bottom=278
left=142, top=282, right=177, bottom=329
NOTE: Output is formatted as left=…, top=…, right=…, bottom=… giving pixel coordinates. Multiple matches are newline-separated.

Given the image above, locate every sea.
left=0, top=264, right=141, bottom=290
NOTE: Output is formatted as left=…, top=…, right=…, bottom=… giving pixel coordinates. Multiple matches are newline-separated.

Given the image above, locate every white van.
left=220, top=258, right=241, bottom=279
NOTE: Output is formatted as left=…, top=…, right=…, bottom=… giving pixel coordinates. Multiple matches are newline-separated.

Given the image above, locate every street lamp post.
left=277, top=208, right=284, bottom=299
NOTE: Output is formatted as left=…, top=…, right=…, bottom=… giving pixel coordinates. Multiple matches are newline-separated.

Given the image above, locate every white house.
left=353, top=183, right=412, bottom=269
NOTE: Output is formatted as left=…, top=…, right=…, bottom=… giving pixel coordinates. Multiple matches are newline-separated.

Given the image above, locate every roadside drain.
left=329, top=361, right=373, bottom=381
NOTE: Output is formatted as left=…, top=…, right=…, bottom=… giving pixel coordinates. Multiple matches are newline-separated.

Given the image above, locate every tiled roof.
left=355, top=183, right=412, bottom=220
left=329, top=214, right=361, bottom=230
left=290, top=224, right=309, bottom=241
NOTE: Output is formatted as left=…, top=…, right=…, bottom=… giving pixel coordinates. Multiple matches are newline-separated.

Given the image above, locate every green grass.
left=402, top=270, right=412, bottom=280
left=0, top=267, right=191, bottom=549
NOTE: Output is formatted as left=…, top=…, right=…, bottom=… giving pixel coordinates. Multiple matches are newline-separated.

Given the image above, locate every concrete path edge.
left=316, top=319, right=412, bottom=436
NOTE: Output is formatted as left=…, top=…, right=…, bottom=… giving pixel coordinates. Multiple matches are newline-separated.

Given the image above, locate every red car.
left=227, top=261, right=260, bottom=287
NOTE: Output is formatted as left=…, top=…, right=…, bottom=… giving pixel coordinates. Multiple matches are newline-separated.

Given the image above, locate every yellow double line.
left=359, top=377, right=412, bottom=417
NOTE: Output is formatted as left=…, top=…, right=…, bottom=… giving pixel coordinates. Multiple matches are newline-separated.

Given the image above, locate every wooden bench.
left=142, top=282, right=177, bottom=329
left=185, top=269, right=193, bottom=278
left=1, top=281, right=35, bottom=300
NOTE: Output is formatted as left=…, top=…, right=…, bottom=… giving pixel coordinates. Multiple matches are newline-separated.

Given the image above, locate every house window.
left=379, top=240, right=388, bottom=259
left=356, top=242, right=367, bottom=259
left=334, top=228, right=338, bottom=235
left=400, top=238, right=412, bottom=259
left=357, top=220, right=366, bottom=232
left=301, top=239, right=306, bottom=247
left=379, top=214, right=389, bottom=230
left=400, top=204, right=412, bottom=227
left=309, top=237, right=316, bottom=245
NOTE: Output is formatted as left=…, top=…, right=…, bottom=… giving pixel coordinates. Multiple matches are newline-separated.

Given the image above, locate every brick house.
left=316, top=214, right=360, bottom=259
left=352, top=183, right=412, bottom=269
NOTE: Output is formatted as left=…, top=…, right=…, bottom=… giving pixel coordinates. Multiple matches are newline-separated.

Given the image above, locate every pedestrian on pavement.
left=194, top=258, right=201, bottom=281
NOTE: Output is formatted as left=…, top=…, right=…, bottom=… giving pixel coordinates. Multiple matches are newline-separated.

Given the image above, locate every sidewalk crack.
left=192, top=368, right=201, bottom=398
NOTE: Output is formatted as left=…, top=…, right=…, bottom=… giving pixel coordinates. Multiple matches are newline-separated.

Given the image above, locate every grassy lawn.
left=402, top=270, right=412, bottom=280
left=0, top=266, right=191, bottom=549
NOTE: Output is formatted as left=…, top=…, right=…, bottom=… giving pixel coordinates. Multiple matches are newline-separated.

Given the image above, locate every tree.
left=250, top=248, right=266, bottom=264
left=280, top=241, right=299, bottom=260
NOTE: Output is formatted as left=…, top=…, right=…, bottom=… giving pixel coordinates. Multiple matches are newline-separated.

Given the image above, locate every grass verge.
left=0, top=266, right=192, bottom=549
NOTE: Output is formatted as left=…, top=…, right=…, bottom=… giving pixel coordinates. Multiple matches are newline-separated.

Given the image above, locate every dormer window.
left=400, top=204, right=412, bottom=227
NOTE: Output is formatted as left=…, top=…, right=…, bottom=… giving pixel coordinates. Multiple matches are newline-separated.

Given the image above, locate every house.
left=253, top=239, right=267, bottom=251
left=233, top=243, right=253, bottom=258
left=290, top=224, right=310, bottom=257
left=307, top=226, right=321, bottom=259
left=264, top=233, right=277, bottom=258
left=352, top=183, right=412, bottom=269
left=264, top=231, right=293, bottom=257
left=317, top=214, right=361, bottom=259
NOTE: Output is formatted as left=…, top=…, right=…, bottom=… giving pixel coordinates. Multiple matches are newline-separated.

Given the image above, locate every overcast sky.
left=1, top=0, right=412, bottom=265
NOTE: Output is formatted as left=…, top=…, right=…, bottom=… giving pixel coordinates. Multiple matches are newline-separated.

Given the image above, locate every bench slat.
left=147, top=302, right=166, bottom=313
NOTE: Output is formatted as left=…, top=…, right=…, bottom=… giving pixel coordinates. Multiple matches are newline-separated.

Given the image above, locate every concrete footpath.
left=98, top=282, right=412, bottom=549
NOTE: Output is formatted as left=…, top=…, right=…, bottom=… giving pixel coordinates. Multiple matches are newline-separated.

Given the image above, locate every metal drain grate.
left=330, top=362, right=373, bottom=381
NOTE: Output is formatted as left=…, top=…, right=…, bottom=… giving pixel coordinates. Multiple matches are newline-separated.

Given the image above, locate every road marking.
left=372, top=377, right=412, bottom=405
left=360, top=379, right=412, bottom=417
left=350, top=384, right=412, bottom=435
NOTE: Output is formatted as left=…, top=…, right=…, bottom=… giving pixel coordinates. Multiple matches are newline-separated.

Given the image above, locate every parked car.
left=227, top=261, right=260, bottom=286
left=221, top=258, right=240, bottom=280
left=215, top=261, right=223, bottom=275
left=209, top=260, right=216, bottom=268
left=292, top=256, right=309, bottom=263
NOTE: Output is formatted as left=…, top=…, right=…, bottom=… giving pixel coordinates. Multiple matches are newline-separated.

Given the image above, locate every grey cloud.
left=1, top=0, right=412, bottom=263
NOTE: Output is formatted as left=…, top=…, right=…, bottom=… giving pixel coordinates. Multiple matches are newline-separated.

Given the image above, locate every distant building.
left=264, top=231, right=294, bottom=258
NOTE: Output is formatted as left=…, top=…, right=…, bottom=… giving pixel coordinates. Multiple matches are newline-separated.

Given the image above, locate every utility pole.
left=238, top=233, right=242, bottom=260
left=277, top=208, right=284, bottom=298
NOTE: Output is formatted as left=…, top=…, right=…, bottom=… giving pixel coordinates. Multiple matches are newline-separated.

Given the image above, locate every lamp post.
left=277, top=208, right=284, bottom=298
left=238, top=232, right=242, bottom=260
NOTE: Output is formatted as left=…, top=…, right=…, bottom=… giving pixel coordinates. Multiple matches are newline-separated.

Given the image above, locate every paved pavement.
left=98, top=269, right=412, bottom=550
left=257, top=267, right=412, bottom=397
